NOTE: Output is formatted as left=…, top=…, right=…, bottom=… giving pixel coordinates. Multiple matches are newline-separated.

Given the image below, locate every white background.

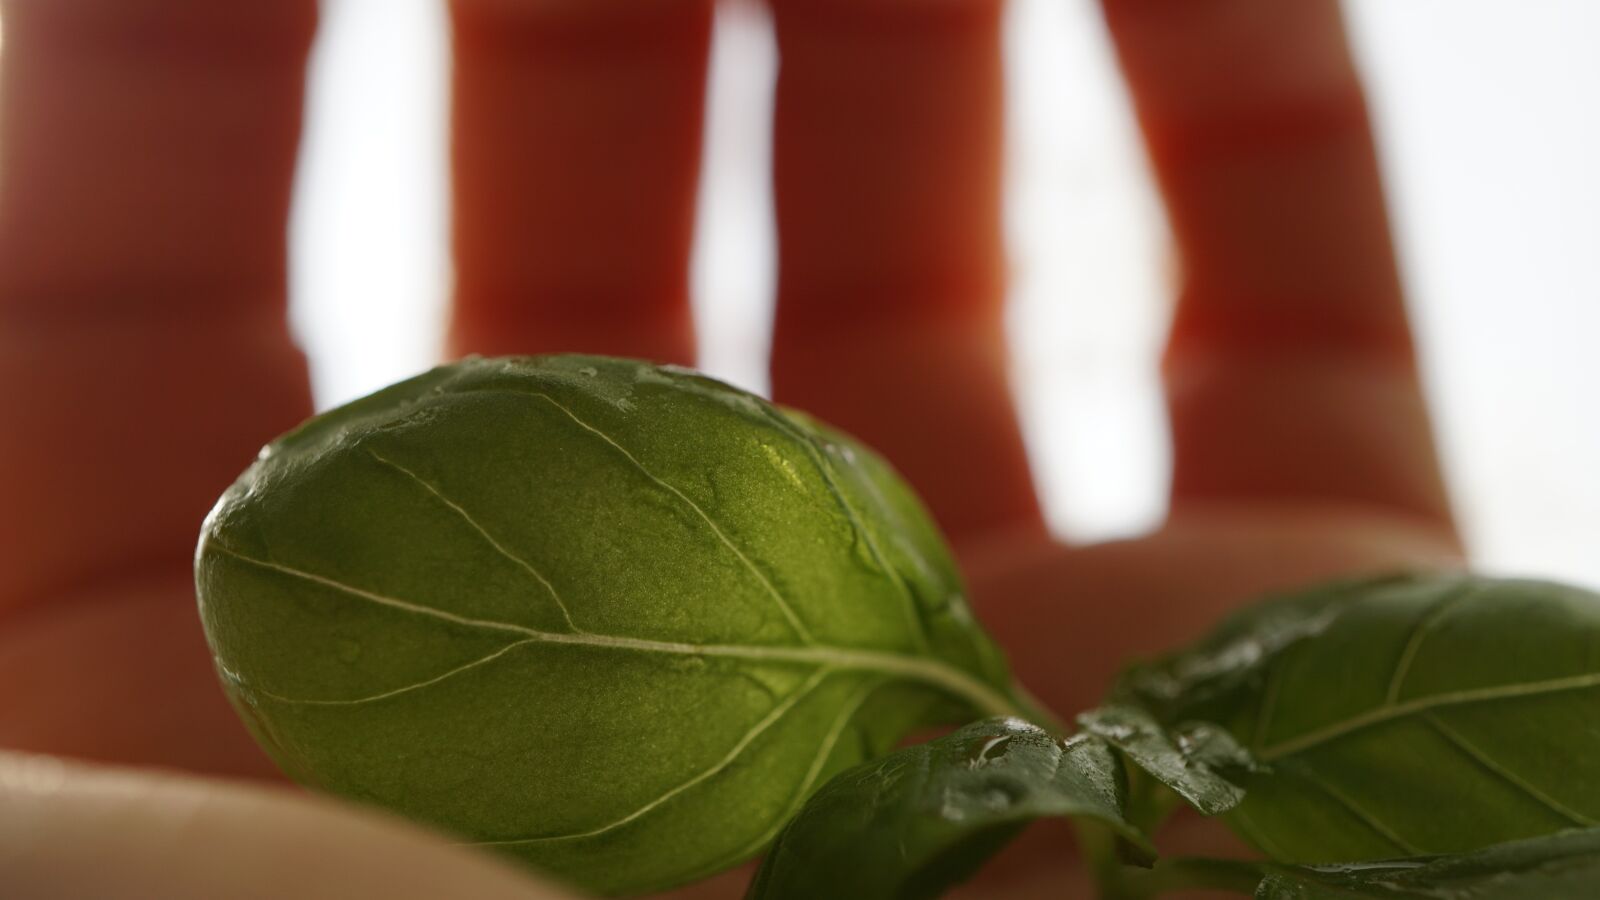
left=290, top=0, right=1600, bottom=585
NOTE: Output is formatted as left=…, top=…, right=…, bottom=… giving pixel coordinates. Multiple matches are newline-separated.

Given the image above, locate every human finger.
left=0, top=1, right=317, bottom=772
left=0, top=751, right=574, bottom=899
left=766, top=0, right=1043, bottom=546
left=447, top=0, right=712, bottom=366
left=1101, top=0, right=1457, bottom=537
left=0, top=0, right=317, bottom=613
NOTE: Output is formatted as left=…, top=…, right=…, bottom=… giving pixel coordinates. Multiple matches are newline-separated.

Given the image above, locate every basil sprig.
left=757, top=574, right=1600, bottom=897
left=198, top=356, right=1600, bottom=898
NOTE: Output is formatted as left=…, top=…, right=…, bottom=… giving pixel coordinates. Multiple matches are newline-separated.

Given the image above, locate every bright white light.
left=290, top=0, right=449, bottom=408
left=690, top=0, right=778, bottom=398
left=1002, top=0, right=1172, bottom=542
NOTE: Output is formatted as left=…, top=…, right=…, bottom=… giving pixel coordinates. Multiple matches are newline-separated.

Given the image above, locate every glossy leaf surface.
left=749, top=718, right=1151, bottom=900
left=1077, top=705, right=1245, bottom=817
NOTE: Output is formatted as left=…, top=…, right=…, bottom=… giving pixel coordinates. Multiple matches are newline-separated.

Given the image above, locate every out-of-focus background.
left=290, top=0, right=1599, bottom=583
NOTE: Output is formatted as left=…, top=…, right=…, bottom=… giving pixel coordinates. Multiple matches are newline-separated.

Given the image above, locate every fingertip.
left=0, top=752, right=574, bottom=900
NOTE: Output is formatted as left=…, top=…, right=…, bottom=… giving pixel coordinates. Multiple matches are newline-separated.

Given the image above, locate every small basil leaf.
left=1077, top=705, right=1246, bottom=817
left=1255, top=829, right=1600, bottom=899
left=196, top=355, right=1037, bottom=896
left=748, top=718, right=1153, bottom=900
left=1116, top=573, right=1600, bottom=864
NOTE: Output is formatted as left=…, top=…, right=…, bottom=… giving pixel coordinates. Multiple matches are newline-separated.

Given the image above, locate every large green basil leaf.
left=195, top=355, right=1036, bottom=896
left=1116, top=574, right=1600, bottom=864
left=1254, top=829, right=1600, bottom=898
left=748, top=718, right=1152, bottom=900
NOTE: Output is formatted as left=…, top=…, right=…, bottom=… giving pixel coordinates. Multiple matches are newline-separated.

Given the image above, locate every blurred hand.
left=0, top=0, right=1463, bottom=897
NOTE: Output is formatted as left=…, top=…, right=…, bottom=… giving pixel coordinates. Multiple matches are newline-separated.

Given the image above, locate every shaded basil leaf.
left=748, top=718, right=1153, bottom=900
left=1116, top=573, right=1600, bottom=864
left=1115, top=575, right=1401, bottom=725
left=196, top=355, right=1038, bottom=896
left=1255, top=829, right=1600, bottom=899
left=1078, top=705, right=1246, bottom=817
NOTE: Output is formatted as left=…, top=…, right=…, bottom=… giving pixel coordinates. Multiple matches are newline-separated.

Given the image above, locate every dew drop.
left=967, top=735, right=1013, bottom=767
left=981, top=783, right=1023, bottom=810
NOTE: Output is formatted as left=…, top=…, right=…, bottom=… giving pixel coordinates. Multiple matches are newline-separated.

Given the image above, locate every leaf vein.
left=1385, top=580, right=1477, bottom=704
left=475, top=668, right=836, bottom=845
left=1286, top=765, right=1421, bottom=856
left=1425, top=713, right=1596, bottom=827
left=1260, top=671, right=1600, bottom=761
left=530, top=392, right=816, bottom=645
left=251, top=639, right=539, bottom=706
left=210, top=546, right=1020, bottom=719
left=367, top=448, right=580, bottom=633
left=726, top=677, right=884, bottom=864
left=214, top=544, right=538, bottom=638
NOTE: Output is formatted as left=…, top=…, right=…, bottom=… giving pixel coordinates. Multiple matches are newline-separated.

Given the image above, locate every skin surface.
left=0, top=0, right=1464, bottom=897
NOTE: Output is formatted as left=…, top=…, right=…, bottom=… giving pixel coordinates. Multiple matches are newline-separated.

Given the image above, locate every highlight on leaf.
left=1077, top=705, right=1247, bottom=819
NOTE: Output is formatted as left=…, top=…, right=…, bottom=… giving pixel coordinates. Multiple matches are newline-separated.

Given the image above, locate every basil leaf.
left=1077, top=705, right=1246, bottom=817
left=748, top=718, right=1153, bottom=900
left=1116, top=573, right=1600, bottom=864
left=1115, top=575, right=1396, bottom=726
left=1255, top=829, right=1600, bottom=898
left=196, top=356, right=1036, bottom=896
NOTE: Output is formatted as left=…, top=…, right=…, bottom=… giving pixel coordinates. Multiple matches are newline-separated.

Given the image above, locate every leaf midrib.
left=1258, top=671, right=1600, bottom=762
left=209, top=544, right=1022, bottom=720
